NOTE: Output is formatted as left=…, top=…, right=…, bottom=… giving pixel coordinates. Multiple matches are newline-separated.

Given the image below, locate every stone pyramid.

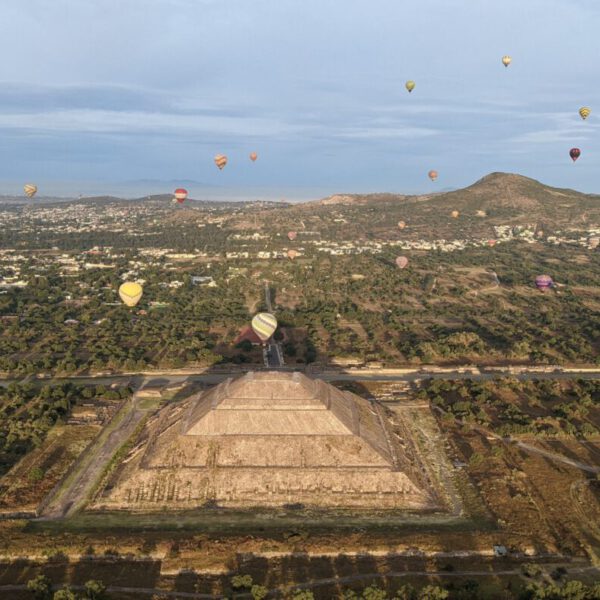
left=94, top=372, right=436, bottom=510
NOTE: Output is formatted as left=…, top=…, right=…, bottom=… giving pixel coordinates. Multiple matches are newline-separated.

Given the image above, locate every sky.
left=1, top=0, right=599, bottom=200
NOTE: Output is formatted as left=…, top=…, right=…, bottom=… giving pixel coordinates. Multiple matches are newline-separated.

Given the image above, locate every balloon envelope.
left=535, top=275, right=553, bottom=290
left=214, top=154, right=228, bottom=170
left=405, top=80, right=415, bottom=93
left=251, top=312, right=277, bottom=343
left=395, top=256, right=409, bottom=269
left=287, top=231, right=297, bottom=241
left=249, top=152, right=258, bottom=161
left=24, top=184, right=37, bottom=198
left=287, top=249, right=298, bottom=260
left=451, top=210, right=459, bottom=218
left=502, top=55, right=512, bottom=67
left=579, top=107, right=591, bottom=120
left=119, top=282, right=143, bottom=307
left=428, top=170, right=438, bottom=181
left=570, top=148, right=581, bottom=161
left=589, top=237, right=599, bottom=249
left=397, top=220, right=406, bottom=230
left=174, top=188, right=188, bottom=204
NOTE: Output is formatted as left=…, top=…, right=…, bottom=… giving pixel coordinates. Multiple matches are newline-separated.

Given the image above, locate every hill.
left=251, top=172, right=600, bottom=240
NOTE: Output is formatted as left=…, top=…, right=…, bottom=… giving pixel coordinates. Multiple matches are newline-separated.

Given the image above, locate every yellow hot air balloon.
left=214, top=154, right=228, bottom=170
left=451, top=210, right=459, bottom=218
left=24, top=184, right=38, bottom=198
left=118, top=282, right=143, bottom=307
left=502, top=55, right=511, bottom=67
left=405, top=80, right=415, bottom=93
left=251, top=312, right=277, bottom=343
left=579, top=107, right=591, bottom=120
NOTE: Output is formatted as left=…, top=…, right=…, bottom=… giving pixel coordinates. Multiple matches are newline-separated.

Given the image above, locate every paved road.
left=263, top=281, right=284, bottom=368
left=2, top=367, right=600, bottom=389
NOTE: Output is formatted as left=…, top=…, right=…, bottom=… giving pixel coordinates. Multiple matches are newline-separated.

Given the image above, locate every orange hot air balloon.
left=451, top=210, right=459, bottom=218
left=287, top=249, right=298, bottom=260
left=397, top=220, right=406, bottom=230
left=287, top=231, right=297, bottom=241
left=214, top=154, right=228, bottom=170
left=249, top=152, right=258, bottom=162
left=428, top=170, right=438, bottom=182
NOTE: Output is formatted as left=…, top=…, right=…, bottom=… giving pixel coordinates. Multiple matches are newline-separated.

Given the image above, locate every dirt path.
left=39, top=390, right=153, bottom=519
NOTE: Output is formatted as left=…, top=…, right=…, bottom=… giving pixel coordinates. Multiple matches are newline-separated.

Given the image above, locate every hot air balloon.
left=395, top=256, right=409, bottom=269
left=579, top=107, right=591, bottom=120
left=287, top=249, right=298, bottom=260
left=251, top=312, right=277, bottom=343
left=589, top=237, right=599, bottom=249
left=214, top=154, right=228, bottom=170
left=502, top=55, right=512, bottom=67
left=173, top=188, right=188, bottom=204
left=451, top=210, right=459, bottom=218
left=405, top=80, right=415, bottom=93
left=570, top=148, right=581, bottom=162
left=23, top=184, right=37, bottom=198
left=287, top=231, right=297, bottom=241
left=397, top=220, right=406, bottom=230
left=250, top=152, right=258, bottom=162
left=119, top=282, right=143, bottom=307
left=476, top=210, right=487, bottom=217
left=488, top=239, right=496, bottom=247
left=428, top=170, right=438, bottom=182
left=535, top=274, right=553, bottom=291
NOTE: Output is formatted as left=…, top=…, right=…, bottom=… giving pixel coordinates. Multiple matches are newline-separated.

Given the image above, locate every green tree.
left=52, top=586, right=77, bottom=600
left=28, top=466, right=45, bottom=482
left=251, top=584, right=268, bottom=600
left=27, top=574, right=52, bottom=600
left=289, top=591, right=315, bottom=600
left=83, top=580, right=107, bottom=600
left=395, top=584, right=417, bottom=600
left=231, top=574, right=253, bottom=590
left=418, top=586, right=449, bottom=600
left=362, top=585, right=387, bottom=599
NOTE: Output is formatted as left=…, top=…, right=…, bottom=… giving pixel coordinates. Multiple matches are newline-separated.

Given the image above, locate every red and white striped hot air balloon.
left=173, top=188, right=188, bottom=204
